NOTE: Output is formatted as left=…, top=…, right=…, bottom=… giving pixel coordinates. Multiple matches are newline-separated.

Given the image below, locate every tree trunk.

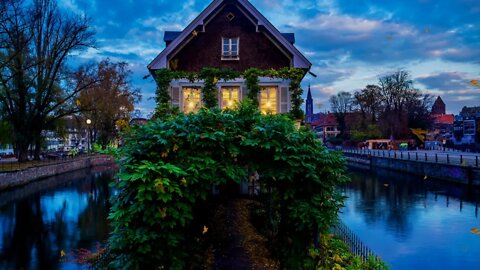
left=34, top=138, right=42, bottom=161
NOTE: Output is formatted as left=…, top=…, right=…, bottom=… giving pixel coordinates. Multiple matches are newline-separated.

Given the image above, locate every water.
left=0, top=167, right=115, bottom=270
left=342, top=168, right=480, bottom=270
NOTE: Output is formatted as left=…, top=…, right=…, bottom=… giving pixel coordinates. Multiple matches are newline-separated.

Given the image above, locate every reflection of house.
left=148, top=0, right=311, bottom=114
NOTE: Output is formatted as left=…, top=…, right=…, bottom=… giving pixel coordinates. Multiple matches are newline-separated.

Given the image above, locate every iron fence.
left=331, top=221, right=383, bottom=264
left=342, top=148, right=479, bottom=167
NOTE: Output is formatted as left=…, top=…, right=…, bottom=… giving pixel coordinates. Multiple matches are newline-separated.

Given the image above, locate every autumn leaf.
left=161, top=151, right=168, bottom=158
left=471, top=228, right=480, bottom=236
left=60, top=250, right=66, bottom=257
left=202, top=225, right=208, bottom=234
left=159, top=208, right=167, bottom=218
left=173, top=144, right=179, bottom=152
left=181, top=177, right=187, bottom=184
left=470, top=80, right=479, bottom=87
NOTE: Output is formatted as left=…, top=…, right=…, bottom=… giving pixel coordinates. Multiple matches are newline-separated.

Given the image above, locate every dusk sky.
left=63, top=0, right=480, bottom=116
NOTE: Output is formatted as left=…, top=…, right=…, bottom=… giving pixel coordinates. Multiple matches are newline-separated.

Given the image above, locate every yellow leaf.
left=470, top=80, right=479, bottom=86
left=159, top=208, right=167, bottom=218
left=161, top=152, right=168, bottom=158
left=202, top=225, right=208, bottom=234
left=60, top=250, right=66, bottom=257
left=471, top=228, right=480, bottom=236
left=173, top=144, right=179, bottom=152
left=156, top=183, right=165, bottom=193
left=181, top=177, right=187, bottom=184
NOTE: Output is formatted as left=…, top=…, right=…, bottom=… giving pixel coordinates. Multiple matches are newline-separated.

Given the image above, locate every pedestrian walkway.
left=210, top=199, right=279, bottom=270
left=343, top=148, right=480, bottom=167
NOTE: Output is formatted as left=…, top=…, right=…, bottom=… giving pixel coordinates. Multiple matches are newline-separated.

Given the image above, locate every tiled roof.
left=432, top=114, right=454, bottom=124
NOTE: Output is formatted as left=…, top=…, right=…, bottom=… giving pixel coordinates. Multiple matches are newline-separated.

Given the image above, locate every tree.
left=329, top=91, right=354, bottom=138
left=377, top=70, right=426, bottom=139
left=354, top=84, right=381, bottom=124
left=77, top=59, right=141, bottom=149
left=0, top=0, right=95, bottom=161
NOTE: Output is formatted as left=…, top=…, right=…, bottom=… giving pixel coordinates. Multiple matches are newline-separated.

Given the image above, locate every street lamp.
left=86, top=119, right=92, bottom=155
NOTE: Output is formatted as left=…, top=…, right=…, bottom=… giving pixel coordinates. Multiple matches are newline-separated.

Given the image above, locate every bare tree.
left=354, top=84, right=381, bottom=124
left=330, top=91, right=355, bottom=138
left=0, top=0, right=95, bottom=161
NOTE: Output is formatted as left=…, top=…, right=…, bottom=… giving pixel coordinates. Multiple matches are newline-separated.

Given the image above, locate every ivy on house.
left=153, top=67, right=306, bottom=119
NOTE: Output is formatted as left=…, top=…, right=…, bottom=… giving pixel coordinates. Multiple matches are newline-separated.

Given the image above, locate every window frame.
left=259, top=86, right=278, bottom=114
left=220, top=86, right=241, bottom=109
left=182, top=86, right=202, bottom=114
left=221, top=37, right=240, bottom=60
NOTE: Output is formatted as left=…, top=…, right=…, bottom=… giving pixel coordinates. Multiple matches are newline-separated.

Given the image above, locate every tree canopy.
left=0, top=0, right=95, bottom=161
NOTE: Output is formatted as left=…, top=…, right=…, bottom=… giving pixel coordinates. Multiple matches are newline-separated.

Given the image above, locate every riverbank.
left=0, top=155, right=116, bottom=191
left=344, top=152, right=480, bottom=186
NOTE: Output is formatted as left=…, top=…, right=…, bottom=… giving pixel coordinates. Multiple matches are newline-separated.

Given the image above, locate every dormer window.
left=222, top=37, right=239, bottom=60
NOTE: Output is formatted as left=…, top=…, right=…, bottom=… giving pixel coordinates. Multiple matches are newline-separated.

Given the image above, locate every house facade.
left=148, top=0, right=311, bottom=114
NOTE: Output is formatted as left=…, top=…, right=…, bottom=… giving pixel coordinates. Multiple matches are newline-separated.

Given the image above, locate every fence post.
left=425, top=153, right=427, bottom=162
left=408, top=152, right=410, bottom=160
left=476, top=156, right=478, bottom=167
left=447, top=154, right=449, bottom=164
left=460, top=155, right=463, bottom=165
left=435, top=154, right=438, bottom=163
left=401, top=152, right=403, bottom=159
left=416, top=152, right=418, bottom=161
left=394, top=152, right=397, bottom=158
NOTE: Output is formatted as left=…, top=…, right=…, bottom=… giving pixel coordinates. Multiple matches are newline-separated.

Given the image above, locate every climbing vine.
left=107, top=102, right=348, bottom=269
left=154, top=67, right=306, bottom=119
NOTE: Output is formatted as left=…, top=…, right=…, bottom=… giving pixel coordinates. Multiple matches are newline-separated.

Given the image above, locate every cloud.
left=416, top=72, right=476, bottom=91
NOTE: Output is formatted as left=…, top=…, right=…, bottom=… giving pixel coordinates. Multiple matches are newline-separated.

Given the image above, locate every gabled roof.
left=163, top=31, right=295, bottom=45
left=148, top=0, right=311, bottom=71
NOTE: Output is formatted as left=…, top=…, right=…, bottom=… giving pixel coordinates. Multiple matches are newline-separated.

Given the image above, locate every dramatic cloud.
left=62, top=0, right=480, bottom=116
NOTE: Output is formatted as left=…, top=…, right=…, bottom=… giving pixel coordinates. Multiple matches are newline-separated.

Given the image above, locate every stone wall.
left=0, top=156, right=116, bottom=191
left=345, top=154, right=480, bottom=186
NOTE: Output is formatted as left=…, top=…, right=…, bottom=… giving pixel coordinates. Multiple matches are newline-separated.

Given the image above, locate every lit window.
left=222, top=37, right=239, bottom=60
left=221, top=86, right=240, bottom=109
left=183, top=87, right=201, bottom=113
left=260, top=86, right=277, bottom=114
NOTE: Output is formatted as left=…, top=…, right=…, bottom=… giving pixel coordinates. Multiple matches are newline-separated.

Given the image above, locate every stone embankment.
left=0, top=155, right=116, bottom=191
left=344, top=153, right=480, bottom=186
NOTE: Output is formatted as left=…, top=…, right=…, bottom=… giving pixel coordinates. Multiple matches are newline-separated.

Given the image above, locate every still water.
left=342, top=168, right=480, bottom=270
left=0, top=167, right=115, bottom=270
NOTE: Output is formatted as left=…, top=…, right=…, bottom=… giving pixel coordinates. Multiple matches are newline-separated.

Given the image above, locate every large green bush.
left=107, top=102, right=347, bottom=269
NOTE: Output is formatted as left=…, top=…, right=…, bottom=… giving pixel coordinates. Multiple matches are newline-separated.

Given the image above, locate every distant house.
left=453, top=106, right=480, bottom=145
left=148, top=0, right=312, bottom=114
left=427, top=96, right=454, bottom=145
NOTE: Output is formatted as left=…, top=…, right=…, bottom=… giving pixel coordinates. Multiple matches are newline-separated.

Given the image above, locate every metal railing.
left=0, top=153, right=95, bottom=172
left=331, top=221, right=383, bottom=264
left=343, top=148, right=480, bottom=167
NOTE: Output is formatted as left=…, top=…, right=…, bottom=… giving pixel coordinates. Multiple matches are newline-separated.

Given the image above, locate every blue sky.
left=63, top=0, right=480, bottom=116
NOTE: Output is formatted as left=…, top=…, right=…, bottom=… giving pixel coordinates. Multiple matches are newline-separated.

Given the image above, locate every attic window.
left=226, top=12, right=235, bottom=21
left=222, top=37, right=239, bottom=60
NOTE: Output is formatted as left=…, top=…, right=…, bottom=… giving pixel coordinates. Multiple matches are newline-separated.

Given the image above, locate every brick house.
left=148, top=0, right=311, bottom=114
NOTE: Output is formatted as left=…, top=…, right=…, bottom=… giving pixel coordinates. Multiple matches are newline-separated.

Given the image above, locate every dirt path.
left=209, top=199, right=279, bottom=270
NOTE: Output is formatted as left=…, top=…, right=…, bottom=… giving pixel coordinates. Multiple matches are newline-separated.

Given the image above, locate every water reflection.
left=0, top=168, right=114, bottom=270
left=341, top=168, right=480, bottom=270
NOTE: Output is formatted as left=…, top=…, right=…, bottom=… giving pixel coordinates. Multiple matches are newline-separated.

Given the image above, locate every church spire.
left=306, top=84, right=313, bottom=119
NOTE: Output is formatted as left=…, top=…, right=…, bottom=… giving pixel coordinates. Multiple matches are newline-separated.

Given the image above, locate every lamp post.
left=86, top=119, right=92, bottom=155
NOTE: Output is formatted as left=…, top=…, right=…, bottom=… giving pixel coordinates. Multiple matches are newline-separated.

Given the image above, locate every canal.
left=0, top=166, right=479, bottom=269
left=342, top=168, right=480, bottom=270
left=0, top=167, right=115, bottom=270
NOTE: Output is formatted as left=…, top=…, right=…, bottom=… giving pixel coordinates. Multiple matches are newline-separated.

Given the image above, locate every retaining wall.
left=0, top=156, right=116, bottom=191
left=345, top=154, right=480, bottom=186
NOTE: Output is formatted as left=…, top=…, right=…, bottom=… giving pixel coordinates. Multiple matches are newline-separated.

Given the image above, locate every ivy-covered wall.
left=154, top=67, right=306, bottom=119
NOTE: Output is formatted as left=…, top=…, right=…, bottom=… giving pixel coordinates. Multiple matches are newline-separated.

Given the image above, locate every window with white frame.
left=222, top=37, right=239, bottom=60
left=221, top=86, right=240, bottom=109
left=260, top=86, right=277, bottom=114
left=182, top=87, right=201, bottom=113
